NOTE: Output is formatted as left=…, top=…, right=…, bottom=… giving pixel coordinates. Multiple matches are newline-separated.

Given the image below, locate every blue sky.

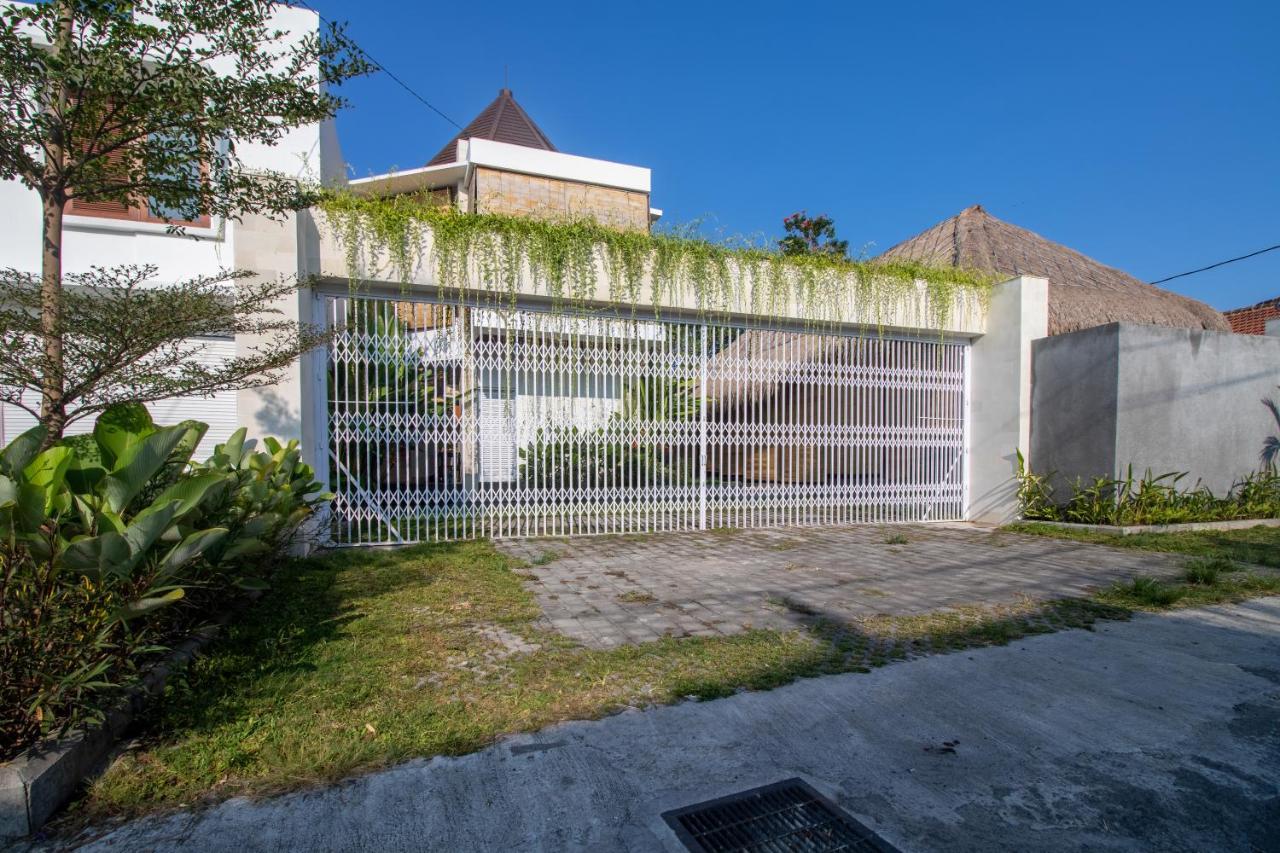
left=310, top=0, right=1279, bottom=311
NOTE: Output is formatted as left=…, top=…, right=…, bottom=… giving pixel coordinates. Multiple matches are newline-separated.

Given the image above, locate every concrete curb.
left=1028, top=518, right=1280, bottom=536
left=1, top=604, right=246, bottom=844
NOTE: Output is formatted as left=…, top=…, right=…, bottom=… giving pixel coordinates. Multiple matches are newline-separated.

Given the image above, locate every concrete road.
left=53, top=598, right=1280, bottom=852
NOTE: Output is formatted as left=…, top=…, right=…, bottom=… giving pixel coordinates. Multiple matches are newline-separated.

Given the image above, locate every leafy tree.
left=0, top=264, right=330, bottom=430
left=778, top=211, right=849, bottom=259
left=0, top=0, right=371, bottom=440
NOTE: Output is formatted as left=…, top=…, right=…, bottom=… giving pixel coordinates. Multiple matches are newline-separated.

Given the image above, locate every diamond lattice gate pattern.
left=323, top=295, right=969, bottom=545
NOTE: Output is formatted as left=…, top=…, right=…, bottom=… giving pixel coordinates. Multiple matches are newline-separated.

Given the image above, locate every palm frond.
left=1263, top=436, right=1280, bottom=468
left=1264, top=392, right=1280, bottom=430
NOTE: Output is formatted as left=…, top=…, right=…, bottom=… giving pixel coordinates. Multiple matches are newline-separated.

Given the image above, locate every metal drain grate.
left=662, top=778, right=899, bottom=852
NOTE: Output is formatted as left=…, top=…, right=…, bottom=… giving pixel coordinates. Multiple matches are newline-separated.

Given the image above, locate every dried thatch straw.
left=878, top=205, right=1228, bottom=335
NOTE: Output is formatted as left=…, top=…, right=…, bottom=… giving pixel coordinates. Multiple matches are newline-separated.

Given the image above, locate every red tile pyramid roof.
left=427, top=89, right=556, bottom=167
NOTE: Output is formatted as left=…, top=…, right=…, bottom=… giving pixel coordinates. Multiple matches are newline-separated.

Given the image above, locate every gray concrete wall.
left=1032, top=323, right=1280, bottom=497
left=1030, top=324, right=1119, bottom=495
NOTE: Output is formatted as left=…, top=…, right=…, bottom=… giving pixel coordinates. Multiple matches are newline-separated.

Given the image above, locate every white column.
left=966, top=276, right=1049, bottom=524
left=232, top=210, right=315, bottom=450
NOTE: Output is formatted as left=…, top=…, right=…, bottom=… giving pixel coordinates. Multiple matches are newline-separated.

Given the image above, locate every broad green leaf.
left=24, top=445, right=72, bottom=488
left=167, top=420, right=209, bottom=471
left=0, top=425, right=47, bottom=476
left=151, top=472, right=231, bottom=517
left=23, top=446, right=73, bottom=515
left=122, top=501, right=180, bottom=556
left=96, top=508, right=126, bottom=534
left=220, top=428, right=247, bottom=467
left=93, top=403, right=156, bottom=469
left=64, top=456, right=107, bottom=495
left=114, top=588, right=184, bottom=621
left=60, top=532, right=133, bottom=579
left=238, top=512, right=280, bottom=540
left=156, top=527, right=228, bottom=580
left=103, top=426, right=190, bottom=512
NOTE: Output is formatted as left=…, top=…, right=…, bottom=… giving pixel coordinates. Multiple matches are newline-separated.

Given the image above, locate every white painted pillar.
left=232, top=210, right=316, bottom=450
left=966, top=276, right=1049, bottom=524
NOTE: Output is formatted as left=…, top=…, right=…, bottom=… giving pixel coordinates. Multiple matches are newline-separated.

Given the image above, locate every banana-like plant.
left=0, top=419, right=231, bottom=622
left=2, top=406, right=332, bottom=753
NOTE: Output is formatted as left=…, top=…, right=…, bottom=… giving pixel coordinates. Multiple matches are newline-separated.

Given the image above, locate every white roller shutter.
left=0, top=336, right=239, bottom=460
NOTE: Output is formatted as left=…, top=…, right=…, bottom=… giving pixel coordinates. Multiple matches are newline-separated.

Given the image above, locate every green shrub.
left=0, top=410, right=330, bottom=758
left=1014, top=459, right=1280, bottom=526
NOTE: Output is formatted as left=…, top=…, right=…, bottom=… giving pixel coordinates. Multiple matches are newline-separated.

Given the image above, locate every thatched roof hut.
left=701, top=205, right=1228, bottom=413
left=878, top=205, right=1228, bottom=335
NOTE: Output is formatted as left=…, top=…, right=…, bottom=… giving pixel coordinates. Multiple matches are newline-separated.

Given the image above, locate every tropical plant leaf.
left=103, top=425, right=191, bottom=512
left=121, top=501, right=180, bottom=558
left=151, top=472, right=231, bottom=517
left=156, top=527, right=228, bottom=581
left=220, top=428, right=248, bottom=467
left=114, top=588, right=184, bottom=622
left=92, top=402, right=157, bottom=469
left=60, top=531, right=134, bottom=579
left=23, top=445, right=75, bottom=515
left=0, top=425, right=47, bottom=476
left=219, top=536, right=268, bottom=561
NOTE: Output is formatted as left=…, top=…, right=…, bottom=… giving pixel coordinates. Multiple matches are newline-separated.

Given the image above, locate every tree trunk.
left=37, top=1, right=74, bottom=445
left=38, top=193, right=66, bottom=443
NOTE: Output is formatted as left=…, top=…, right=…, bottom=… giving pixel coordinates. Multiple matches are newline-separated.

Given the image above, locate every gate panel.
left=324, top=295, right=967, bottom=545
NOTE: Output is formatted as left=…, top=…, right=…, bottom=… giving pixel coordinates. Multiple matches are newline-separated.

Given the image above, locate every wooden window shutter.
left=67, top=147, right=139, bottom=219
left=63, top=94, right=210, bottom=228
left=66, top=94, right=140, bottom=221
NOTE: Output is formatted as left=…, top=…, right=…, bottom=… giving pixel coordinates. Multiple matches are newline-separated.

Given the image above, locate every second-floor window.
left=67, top=129, right=211, bottom=228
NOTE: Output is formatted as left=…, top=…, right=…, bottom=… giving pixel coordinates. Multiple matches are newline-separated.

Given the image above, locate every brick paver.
left=496, top=524, right=1182, bottom=648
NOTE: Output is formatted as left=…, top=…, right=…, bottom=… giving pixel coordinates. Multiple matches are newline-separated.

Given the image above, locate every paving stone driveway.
left=495, top=524, right=1183, bottom=648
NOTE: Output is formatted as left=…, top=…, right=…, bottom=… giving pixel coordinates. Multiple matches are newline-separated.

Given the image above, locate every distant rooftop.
left=1223, top=295, right=1280, bottom=335
left=879, top=204, right=1228, bottom=335
left=428, top=88, right=556, bottom=167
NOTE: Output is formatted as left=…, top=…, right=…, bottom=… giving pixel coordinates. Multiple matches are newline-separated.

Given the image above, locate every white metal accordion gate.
left=323, top=294, right=969, bottom=545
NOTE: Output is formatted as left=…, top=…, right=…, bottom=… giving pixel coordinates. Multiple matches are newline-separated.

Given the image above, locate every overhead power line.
left=1150, top=243, right=1280, bottom=285
left=297, top=2, right=462, bottom=130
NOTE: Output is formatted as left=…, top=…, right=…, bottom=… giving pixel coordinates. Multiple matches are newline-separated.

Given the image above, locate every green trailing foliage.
left=0, top=404, right=330, bottom=758
left=1015, top=451, right=1280, bottom=525
left=317, top=192, right=995, bottom=330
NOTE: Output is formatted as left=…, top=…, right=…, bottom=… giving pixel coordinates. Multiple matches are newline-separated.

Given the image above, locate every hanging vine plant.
left=316, top=190, right=995, bottom=330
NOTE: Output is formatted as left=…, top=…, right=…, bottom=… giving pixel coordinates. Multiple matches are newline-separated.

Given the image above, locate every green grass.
left=79, top=527, right=1280, bottom=821
left=1007, top=522, right=1280, bottom=567
left=1098, top=569, right=1280, bottom=612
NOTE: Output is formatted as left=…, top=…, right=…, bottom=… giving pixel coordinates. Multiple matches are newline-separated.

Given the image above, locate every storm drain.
left=661, top=778, right=899, bottom=852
